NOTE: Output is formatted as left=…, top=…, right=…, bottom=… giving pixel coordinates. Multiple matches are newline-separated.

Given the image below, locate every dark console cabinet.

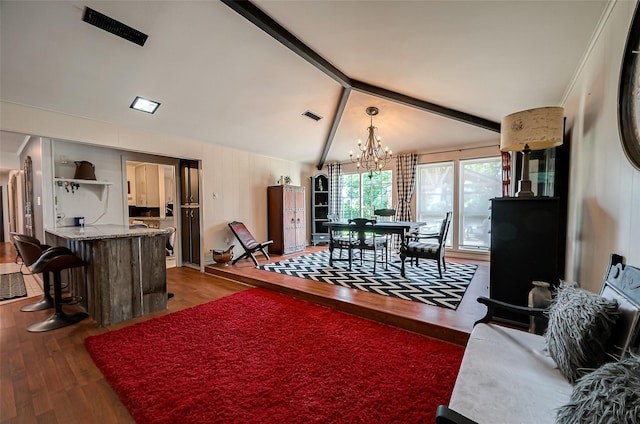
left=489, top=197, right=564, bottom=326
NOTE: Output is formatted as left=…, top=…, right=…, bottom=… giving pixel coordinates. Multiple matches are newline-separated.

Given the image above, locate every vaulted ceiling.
left=0, top=0, right=609, bottom=169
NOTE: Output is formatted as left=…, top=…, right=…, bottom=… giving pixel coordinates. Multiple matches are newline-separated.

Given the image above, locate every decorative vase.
left=74, top=160, right=97, bottom=180
left=212, top=245, right=234, bottom=266
left=528, top=280, right=552, bottom=335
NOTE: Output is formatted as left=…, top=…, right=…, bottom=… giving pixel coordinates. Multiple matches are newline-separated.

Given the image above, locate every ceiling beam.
left=351, top=80, right=500, bottom=133
left=318, top=87, right=351, bottom=170
left=221, top=0, right=351, bottom=88
left=222, top=0, right=502, bottom=169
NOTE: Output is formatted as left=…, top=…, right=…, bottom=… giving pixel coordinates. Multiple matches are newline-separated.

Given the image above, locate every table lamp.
left=500, top=106, right=564, bottom=197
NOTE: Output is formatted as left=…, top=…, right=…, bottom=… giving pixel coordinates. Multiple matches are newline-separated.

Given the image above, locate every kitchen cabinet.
left=179, top=160, right=201, bottom=267
left=310, top=173, right=329, bottom=245
left=135, top=164, right=160, bottom=207
left=267, top=185, right=306, bottom=255
left=180, top=160, right=199, bottom=205
left=489, top=197, right=563, bottom=326
left=181, top=207, right=200, bottom=266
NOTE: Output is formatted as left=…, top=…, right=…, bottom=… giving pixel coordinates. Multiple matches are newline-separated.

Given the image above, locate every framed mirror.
left=23, top=155, right=34, bottom=236
left=618, top=2, right=640, bottom=171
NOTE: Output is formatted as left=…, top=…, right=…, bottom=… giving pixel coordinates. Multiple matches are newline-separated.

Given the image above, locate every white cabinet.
left=135, top=164, right=161, bottom=207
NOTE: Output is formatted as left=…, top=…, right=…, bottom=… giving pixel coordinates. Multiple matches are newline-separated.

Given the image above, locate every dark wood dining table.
left=324, top=221, right=425, bottom=240
left=324, top=220, right=425, bottom=271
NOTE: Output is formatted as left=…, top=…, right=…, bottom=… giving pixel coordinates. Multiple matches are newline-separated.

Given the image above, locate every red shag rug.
left=85, top=288, right=464, bottom=424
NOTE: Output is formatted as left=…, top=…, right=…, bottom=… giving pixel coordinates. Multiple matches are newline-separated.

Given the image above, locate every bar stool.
left=26, top=247, right=88, bottom=332
left=10, top=233, right=54, bottom=312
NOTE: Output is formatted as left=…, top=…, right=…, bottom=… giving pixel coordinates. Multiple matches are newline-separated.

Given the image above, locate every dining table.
left=324, top=220, right=425, bottom=271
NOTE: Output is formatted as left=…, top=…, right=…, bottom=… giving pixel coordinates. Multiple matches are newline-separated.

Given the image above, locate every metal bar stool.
left=26, top=247, right=88, bottom=332
left=10, top=233, right=54, bottom=312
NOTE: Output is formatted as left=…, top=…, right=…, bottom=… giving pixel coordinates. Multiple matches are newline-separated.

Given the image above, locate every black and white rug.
left=0, top=272, right=28, bottom=301
left=257, top=250, right=477, bottom=310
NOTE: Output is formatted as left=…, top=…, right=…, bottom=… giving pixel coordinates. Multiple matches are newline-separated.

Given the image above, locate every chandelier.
left=350, top=106, right=392, bottom=177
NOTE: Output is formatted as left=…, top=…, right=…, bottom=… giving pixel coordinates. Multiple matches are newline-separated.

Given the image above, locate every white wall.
left=563, top=0, right=640, bottom=292
left=51, top=140, right=127, bottom=228
left=0, top=101, right=310, bottom=268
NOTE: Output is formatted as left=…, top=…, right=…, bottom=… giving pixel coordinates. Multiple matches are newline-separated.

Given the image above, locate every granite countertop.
left=46, top=224, right=171, bottom=240
left=129, top=216, right=174, bottom=221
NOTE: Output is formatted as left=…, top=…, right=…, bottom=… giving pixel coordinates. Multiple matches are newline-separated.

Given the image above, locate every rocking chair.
left=228, top=221, right=273, bottom=266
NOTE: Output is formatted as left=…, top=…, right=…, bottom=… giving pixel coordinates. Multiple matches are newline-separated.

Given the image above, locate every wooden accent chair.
left=400, top=211, right=452, bottom=278
left=228, top=221, right=273, bottom=266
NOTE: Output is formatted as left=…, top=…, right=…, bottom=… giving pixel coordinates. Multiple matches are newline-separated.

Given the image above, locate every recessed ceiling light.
left=130, top=96, right=160, bottom=114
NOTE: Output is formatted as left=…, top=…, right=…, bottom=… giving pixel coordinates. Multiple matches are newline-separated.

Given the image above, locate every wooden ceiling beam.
left=317, top=87, right=351, bottom=170
left=351, top=80, right=500, bottom=133
left=222, top=0, right=502, bottom=170
left=221, top=0, right=350, bottom=88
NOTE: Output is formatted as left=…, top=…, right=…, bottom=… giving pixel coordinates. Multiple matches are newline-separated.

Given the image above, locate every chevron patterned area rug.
left=257, top=250, right=477, bottom=310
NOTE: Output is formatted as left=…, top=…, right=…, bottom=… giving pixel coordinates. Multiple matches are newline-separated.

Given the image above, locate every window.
left=415, top=162, right=454, bottom=245
left=459, top=158, right=502, bottom=250
left=340, top=170, right=392, bottom=219
left=416, top=156, right=501, bottom=252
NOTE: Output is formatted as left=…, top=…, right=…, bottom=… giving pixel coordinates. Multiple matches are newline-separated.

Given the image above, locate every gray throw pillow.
left=545, top=283, right=619, bottom=383
left=556, top=355, right=640, bottom=424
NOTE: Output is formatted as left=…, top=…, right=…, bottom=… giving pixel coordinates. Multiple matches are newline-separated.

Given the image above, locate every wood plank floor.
left=205, top=246, right=489, bottom=345
left=0, top=242, right=488, bottom=424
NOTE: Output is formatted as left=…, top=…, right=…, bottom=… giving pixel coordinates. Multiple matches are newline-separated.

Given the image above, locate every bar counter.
left=45, top=225, right=170, bottom=326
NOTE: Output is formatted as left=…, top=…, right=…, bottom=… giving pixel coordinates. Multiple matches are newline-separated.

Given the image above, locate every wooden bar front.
left=45, top=225, right=168, bottom=327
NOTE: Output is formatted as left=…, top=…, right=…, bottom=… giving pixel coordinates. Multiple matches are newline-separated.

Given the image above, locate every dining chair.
left=327, top=214, right=350, bottom=263
left=374, top=208, right=396, bottom=221
left=348, top=218, right=388, bottom=272
left=400, top=211, right=452, bottom=278
left=374, top=208, right=397, bottom=256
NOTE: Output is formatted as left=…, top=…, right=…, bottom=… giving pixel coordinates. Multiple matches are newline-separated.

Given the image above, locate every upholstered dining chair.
left=400, top=211, right=452, bottom=278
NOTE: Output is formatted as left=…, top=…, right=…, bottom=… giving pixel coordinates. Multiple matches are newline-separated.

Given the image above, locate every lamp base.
left=516, top=179, right=535, bottom=197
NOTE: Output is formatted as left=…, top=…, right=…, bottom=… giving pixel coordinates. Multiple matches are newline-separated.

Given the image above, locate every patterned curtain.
left=395, top=154, right=418, bottom=221
left=327, top=163, right=342, bottom=218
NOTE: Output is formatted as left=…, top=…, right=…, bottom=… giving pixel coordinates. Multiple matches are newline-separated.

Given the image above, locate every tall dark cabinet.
left=180, top=160, right=200, bottom=267
left=267, top=185, right=306, bottom=255
left=310, top=173, right=329, bottom=245
left=489, top=197, right=564, bottom=326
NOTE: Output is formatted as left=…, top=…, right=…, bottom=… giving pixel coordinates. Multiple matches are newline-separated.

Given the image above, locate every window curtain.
left=395, top=153, right=418, bottom=221
left=327, top=163, right=342, bottom=218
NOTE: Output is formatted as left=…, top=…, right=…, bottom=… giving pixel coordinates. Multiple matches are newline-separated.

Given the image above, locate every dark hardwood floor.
left=0, top=242, right=488, bottom=424
left=205, top=246, right=489, bottom=345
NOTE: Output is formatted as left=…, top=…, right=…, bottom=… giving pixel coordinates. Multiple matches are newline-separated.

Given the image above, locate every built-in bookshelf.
left=310, top=173, right=329, bottom=245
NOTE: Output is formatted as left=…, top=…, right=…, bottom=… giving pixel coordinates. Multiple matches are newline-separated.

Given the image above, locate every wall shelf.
left=54, top=178, right=112, bottom=200
left=54, top=178, right=112, bottom=186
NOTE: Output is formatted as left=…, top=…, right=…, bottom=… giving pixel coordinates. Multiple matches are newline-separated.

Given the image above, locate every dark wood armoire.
left=267, top=185, right=306, bottom=255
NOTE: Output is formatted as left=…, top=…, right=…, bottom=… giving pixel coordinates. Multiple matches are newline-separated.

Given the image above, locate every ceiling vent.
left=302, top=110, right=323, bottom=122
left=82, top=7, right=148, bottom=47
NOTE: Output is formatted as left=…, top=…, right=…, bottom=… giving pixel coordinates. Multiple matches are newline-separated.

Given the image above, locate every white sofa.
left=437, top=254, right=640, bottom=424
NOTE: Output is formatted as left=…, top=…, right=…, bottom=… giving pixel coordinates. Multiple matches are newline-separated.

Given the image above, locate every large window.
left=459, top=157, right=502, bottom=250
left=340, top=170, right=392, bottom=219
left=415, top=162, right=454, bottom=243
left=416, top=156, right=501, bottom=251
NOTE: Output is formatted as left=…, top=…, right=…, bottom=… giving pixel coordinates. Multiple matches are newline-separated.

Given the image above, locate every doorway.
left=125, top=161, right=178, bottom=267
